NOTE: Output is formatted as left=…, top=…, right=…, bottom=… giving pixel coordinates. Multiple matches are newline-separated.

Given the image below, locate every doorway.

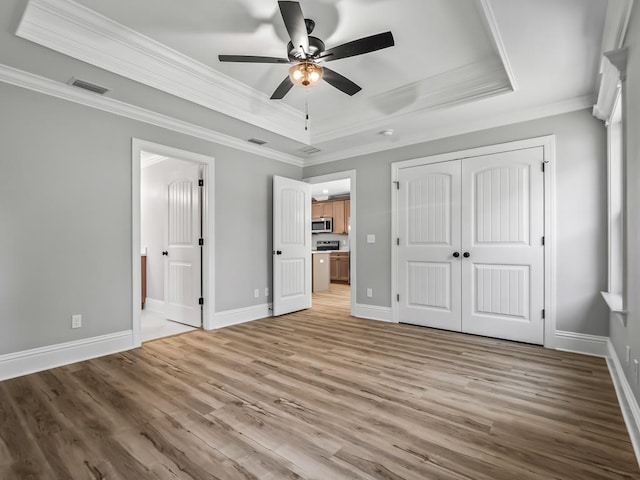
left=141, top=154, right=202, bottom=341
left=132, top=139, right=215, bottom=347
left=304, top=170, right=356, bottom=317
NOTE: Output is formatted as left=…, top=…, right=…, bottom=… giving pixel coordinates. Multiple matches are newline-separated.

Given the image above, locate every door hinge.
left=396, top=237, right=400, bottom=246
left=397, top=294, right=400, bottom=302
left=199, top=297, right=204, bottom=306
left=541, top=236, right=545, bottom=246
left=198, top=238, right=204, bottom=246
left=542, top=309, right=545, bottom=319
left=198, top=179, right=204, bottom=187
left=542, top=162, right=545, bottom=173
left=393, top=181, right=399, bottom=190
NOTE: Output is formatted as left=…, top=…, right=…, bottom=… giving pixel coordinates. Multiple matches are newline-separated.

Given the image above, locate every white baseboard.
left=607, top=339, right=640, bottom=467
left=553, top=330, right=608, bottom=357
left=0, top=330, right=134, bottom=381
left=144, top=297, right=165, bottom=315
left=354, top=303, right=395, bottom=323
left=210, top=303, right=272, bottom=330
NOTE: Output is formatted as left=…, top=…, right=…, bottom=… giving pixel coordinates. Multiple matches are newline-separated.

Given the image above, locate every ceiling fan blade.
left=271, top=76, right=294, bottom=99
left=318, top=31, right=395, bottom=62
left=278, top=1, right=309, bottom=56
left=322, top=67, right=362, bottom=96
left=219, top=55, right=290, bottom=64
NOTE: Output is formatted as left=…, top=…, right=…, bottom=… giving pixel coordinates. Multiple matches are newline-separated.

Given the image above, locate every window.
left=602, top=88, right=626, bottom=319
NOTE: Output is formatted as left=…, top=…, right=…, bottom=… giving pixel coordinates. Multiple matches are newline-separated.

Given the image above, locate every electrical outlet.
left=366, top=288, right=373, bottom=298
left=71, top=314, right=82, bottom=329
left=367, top=234, right=376, bottom=243
left=254, top=289, right=260, bottom=298
left=265, top=287, right=269, bottom=297
left=627, top=346, right=631, bottom=366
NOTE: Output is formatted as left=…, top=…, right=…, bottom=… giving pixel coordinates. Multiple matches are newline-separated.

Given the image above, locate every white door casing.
left=164, top=163, right=202, bottom=328
left=461, top=147, right=545, bottom=344
left=394, top=143, right=547, bottom=345
left=273, top=175, right=312, bottom=316
left=397, top=161, right=462, bottom=331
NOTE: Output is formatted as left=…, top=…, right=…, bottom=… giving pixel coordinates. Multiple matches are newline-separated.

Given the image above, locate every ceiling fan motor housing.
left=287, top=36, right=325, bottom=61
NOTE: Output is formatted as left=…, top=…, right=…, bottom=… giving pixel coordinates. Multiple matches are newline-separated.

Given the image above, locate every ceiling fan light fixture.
left=289, top=61, right=323, bottom=87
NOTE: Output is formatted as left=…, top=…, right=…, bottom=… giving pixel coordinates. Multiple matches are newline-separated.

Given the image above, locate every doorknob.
left=463, top=252, right=470, bottom=258
left=452, top=252, right=460, bottom=258
left=272, top=250, right=282, bottom=255
left=162, top=251, right=168, bottom=256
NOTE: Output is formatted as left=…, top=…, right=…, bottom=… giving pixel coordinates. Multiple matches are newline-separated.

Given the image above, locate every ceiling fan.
left=218, top=1, right=395, bottom=100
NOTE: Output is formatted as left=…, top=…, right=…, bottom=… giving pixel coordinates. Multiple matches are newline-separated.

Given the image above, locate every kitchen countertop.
left=312, top=249, right=350, bottom=253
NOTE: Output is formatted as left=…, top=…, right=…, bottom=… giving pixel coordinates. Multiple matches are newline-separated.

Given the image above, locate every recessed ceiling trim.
left=304, top=94, right=595, bottom=167
left=310, top=59, right=512, bottom=145
left=16, top=0, right=310, bottom=144
left=478, top=0, right=519, bottom=92
left=0, top=63, right=304, bottom=167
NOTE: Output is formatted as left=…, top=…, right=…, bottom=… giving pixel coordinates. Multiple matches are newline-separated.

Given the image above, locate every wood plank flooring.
left=1, top=284, right=638, bottom=479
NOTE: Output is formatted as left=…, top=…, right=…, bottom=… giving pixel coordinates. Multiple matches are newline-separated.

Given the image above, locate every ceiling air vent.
left=247, top=138, right=267, bottom=145
left=300, top=146, right=321, bottom=155
left=68, top=78, right=109, bottom=95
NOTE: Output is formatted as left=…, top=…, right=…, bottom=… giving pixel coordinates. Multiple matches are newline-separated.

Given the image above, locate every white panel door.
left=398, top=161, right=462, bottom=330
left=461, top=147, right=545, bottom=344
left=273, top=175, right=312, bottom=316
left=164, top=163, right=202, bottom=328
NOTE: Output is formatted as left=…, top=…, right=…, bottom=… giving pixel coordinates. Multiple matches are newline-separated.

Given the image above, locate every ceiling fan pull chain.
left=305, top=89, right=309, bottom=131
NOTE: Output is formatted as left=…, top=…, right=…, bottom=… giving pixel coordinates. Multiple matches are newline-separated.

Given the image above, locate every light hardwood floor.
left=0, top=284, right=638, bottom=479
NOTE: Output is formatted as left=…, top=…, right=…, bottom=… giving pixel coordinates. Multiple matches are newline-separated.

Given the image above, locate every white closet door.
left=460, top=147, right=545, bottom=344
left=398, top=161, right=462, bottom=331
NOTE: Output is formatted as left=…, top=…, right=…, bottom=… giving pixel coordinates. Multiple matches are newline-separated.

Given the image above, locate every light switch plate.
left=367, top=234, right=376, bottom=243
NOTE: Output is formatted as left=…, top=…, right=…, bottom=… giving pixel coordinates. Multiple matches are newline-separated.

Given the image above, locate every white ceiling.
left=16, top=0, right=608, bottom=164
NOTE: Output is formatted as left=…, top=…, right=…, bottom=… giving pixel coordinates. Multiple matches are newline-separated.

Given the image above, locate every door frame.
left=303, top=169, right=357, bottom=317
left=391, top=136, right=556, bottom=348
left=132, top=139, right=215, bottom=347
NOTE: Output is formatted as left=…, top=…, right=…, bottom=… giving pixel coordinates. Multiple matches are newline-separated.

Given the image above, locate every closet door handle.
left=452, top=252, right=460, bottom=258
left=463, top=252, right=470, bottom=258
left=162, top=251, right=168, bottom=256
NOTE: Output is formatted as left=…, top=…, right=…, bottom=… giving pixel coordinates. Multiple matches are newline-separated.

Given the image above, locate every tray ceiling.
left=14, top=0, right=607, bottom=164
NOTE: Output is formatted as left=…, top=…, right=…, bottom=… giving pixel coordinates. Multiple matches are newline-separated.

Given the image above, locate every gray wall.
left=304, top=108, right=609, bottom=336
left=610, top=2, right=640, bottom=404
left=0, top=82, right=300, bottom=355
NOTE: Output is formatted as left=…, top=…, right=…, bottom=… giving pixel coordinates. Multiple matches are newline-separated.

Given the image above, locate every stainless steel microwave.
left=312, top=217, right=333, bottom=233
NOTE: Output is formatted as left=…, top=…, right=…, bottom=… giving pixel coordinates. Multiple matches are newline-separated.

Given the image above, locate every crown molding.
left=16, top=0, right=309, bottom=144
left=304, top=94, right=594, bottom=167
left=140, top=153, right=168, bottom=168
left=0, top=64, right=304, bottom=167
left=310, top=59, right=512, bottom=145
left=601, top=0, right=634, bottom=54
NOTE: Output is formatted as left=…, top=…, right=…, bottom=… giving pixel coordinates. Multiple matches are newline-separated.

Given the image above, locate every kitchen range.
left=315, top=240, right=340, bottom=251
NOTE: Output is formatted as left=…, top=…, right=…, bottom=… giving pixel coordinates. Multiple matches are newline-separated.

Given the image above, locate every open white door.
left=273, top=175, right=312, bottom=316
left=163, top=163, right=202, bottom=328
